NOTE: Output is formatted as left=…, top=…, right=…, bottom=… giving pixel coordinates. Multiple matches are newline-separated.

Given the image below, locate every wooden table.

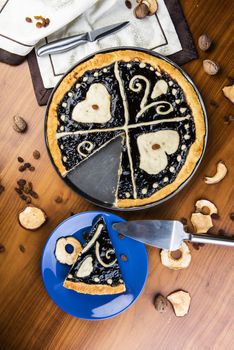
left=0, top=1, right=233, bottom=349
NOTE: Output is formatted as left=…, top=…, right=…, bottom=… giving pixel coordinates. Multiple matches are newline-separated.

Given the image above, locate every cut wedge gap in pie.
left=63, top=216, right=126, bottom=295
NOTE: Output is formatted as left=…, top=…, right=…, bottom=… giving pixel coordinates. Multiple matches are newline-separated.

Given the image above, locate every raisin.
left=17, top=156, right=24, bottom=163
left=0, top=244, right=5, bottom=253
left=54, top=196, right=63, bottom=203
left=33, top=150, right=40, bottom=159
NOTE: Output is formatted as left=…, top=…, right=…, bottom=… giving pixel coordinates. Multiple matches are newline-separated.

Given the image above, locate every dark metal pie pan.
left=44, top=47, right=208, bottom=211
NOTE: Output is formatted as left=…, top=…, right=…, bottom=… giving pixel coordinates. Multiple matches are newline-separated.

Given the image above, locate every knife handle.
left=190, top=233, right=234, bottom=247
left=37, top=33, right=88, bottom=57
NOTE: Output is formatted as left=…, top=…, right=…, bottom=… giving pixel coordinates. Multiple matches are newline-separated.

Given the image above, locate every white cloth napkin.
left=0, top=0, right=96, bottom=55
left=0, top=0, right=182, bottom=89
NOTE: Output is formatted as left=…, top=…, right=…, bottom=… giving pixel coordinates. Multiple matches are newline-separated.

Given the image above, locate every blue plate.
left=41, top=211, right=148, bottom=320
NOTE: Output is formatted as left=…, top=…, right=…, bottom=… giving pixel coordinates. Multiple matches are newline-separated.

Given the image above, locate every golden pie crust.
left=47, top=49, right=206, bottom=208
left=63, top=280, right=126, bottom=295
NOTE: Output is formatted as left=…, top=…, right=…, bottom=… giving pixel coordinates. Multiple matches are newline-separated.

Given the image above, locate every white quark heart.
left=76, top=256, right=93, bottom=278
left=72, top=83, right=112, bottom=123
left=151, top=80, right=168, bottom=99
left=137, top=130, right=180, bottom=175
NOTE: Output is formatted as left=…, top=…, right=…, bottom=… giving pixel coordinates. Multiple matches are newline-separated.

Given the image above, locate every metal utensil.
left=112, top=220, right=234, bottom=250
left=37, top=21, right=129, bottom=57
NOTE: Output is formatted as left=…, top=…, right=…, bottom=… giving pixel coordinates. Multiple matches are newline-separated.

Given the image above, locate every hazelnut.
left=134, top=3, right=149, bottom=19
left=154, top=294, right=168, bottom=313
left=142, top=0, right=158, bottom=15
left=198, top=34, right=212, bottom=51
left=134, top=0, right=158, bottom=18
left=203, top=60, right=219, bottom=75
left=13, top=115, right=27, bottom=133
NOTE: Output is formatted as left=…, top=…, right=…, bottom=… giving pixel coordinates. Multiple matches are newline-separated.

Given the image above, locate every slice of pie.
left=46, top=49, right=206, bottom=208
left=63, top=216, right=126, bottom=295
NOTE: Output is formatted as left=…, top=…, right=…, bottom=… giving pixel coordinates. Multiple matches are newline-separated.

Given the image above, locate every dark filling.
left=118, top=61, right=191, bottom=124
left=54, top=59, right=199, bottom=201
left=66, top=216, right=124, bottom=287
left=127, top=120, right=195, bottom=199
left=56, top=64, right=125, bottom=133
left=58, top=130, right=123, bottom=171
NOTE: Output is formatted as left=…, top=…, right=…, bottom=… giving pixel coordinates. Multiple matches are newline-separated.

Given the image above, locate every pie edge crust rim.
left=46, top=49, right=206, bottom=208
left=63, top=280, right=126, bottom=295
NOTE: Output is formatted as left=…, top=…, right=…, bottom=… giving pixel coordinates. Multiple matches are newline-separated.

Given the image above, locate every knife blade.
left=37, top=21, right=129, bottom=57
left=112, top=220, right=234, bottom=250
left=112, top=220, right=188, bottom=250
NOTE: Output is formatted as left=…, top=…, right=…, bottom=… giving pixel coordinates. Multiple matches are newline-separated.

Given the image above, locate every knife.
left=112, top=220, right=234, bottom=250
left=37, top=21, right=129, bottom=57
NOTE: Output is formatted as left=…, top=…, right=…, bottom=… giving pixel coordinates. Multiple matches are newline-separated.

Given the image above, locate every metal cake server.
left=37, top=21, right=129, bottom=57
left=112, top=220, right=234, bottom=250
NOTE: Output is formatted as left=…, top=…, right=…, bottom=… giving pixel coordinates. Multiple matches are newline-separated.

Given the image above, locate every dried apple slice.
left=195, top=199, right=218, bottom=216
left=204, top=161, right=228, bottom=184
left=191, top=212, right=213, bottom=233
left=55, top=237, right=82, bottom=265
left=167, top=290, right=191, bottom=317
left=160, top=242, right=191, bottom=270
left=19, top=206, right=47, bottom=230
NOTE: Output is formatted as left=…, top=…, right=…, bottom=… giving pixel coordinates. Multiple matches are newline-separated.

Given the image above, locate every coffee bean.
left=29, top=166, right=35, bottom=172
left=24, top=163, right=31, bottom=168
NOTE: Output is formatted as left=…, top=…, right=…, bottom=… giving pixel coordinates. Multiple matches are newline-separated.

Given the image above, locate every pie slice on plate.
left=63, top=216, right=126, bottom=295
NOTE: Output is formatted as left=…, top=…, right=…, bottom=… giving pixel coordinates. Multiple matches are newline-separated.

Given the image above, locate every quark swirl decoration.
left=77, top=141, right=95, bottom=158
left=129, top=75, right=173, bottom=120
left=95, top=241, right=117, bottom=268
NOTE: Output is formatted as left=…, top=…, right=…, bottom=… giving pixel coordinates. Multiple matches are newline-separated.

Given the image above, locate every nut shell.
left=198, top=34, right=212, bottom=51
left=203, top=60, right=219, bottom=75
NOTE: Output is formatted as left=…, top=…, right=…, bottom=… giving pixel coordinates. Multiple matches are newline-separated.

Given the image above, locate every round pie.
left=46, top=49, right=206, bottom=209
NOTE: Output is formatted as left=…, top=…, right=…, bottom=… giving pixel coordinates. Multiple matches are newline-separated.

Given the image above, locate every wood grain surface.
left=0, top=1, right=233, bottom=349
